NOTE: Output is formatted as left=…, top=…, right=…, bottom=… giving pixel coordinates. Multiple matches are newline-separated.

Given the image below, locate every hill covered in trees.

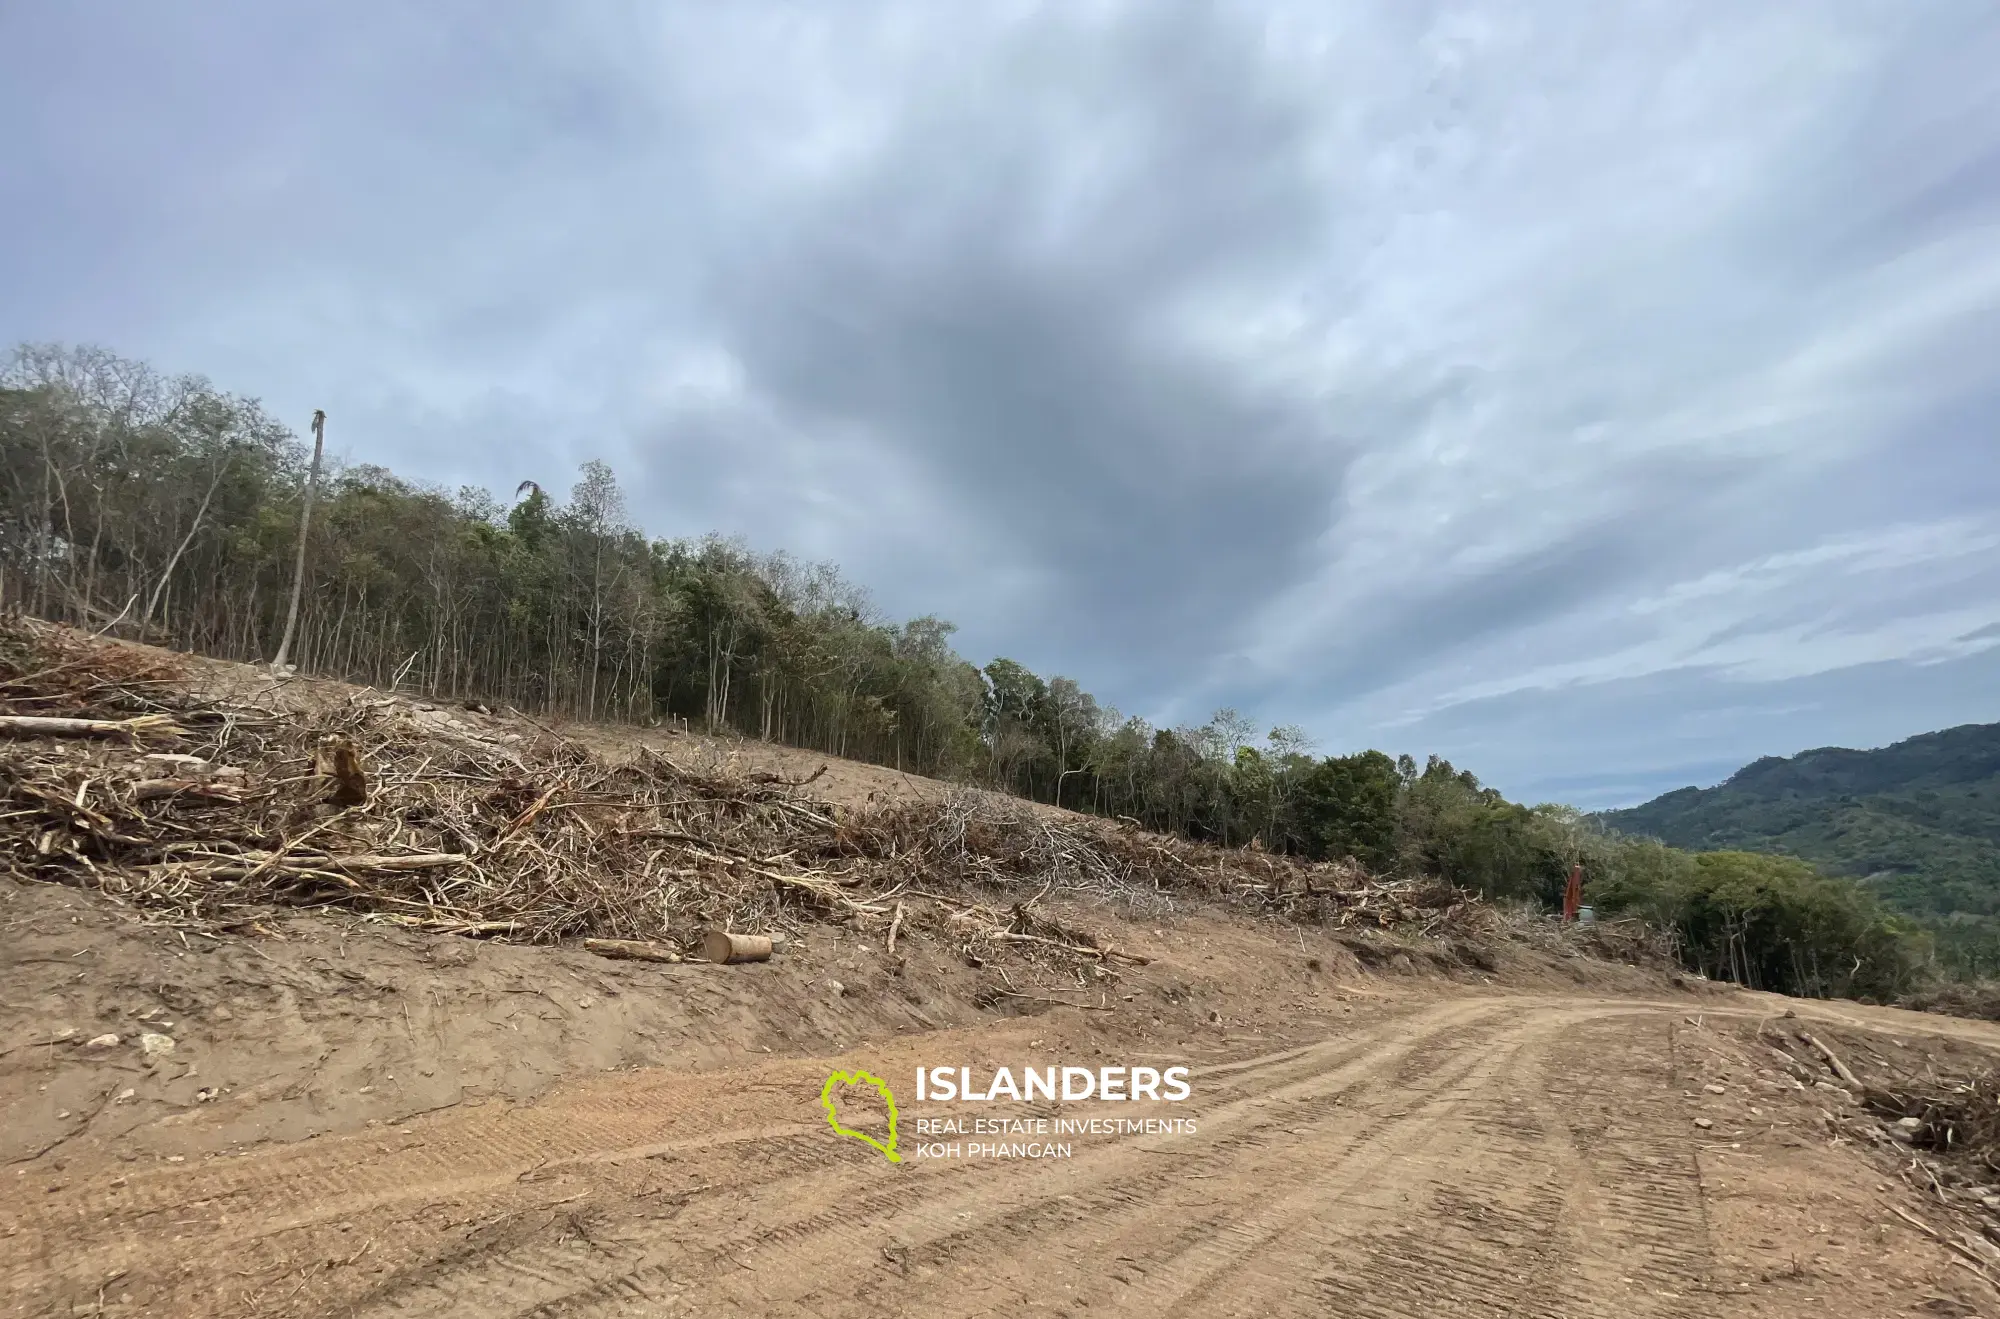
left=0, top=343, right=1947, bottom=999
left=1599, top=724, right=2000, bottom=972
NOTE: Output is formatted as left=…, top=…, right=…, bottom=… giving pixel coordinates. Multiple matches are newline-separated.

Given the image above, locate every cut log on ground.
left=703, top=930, right=774, bottom=964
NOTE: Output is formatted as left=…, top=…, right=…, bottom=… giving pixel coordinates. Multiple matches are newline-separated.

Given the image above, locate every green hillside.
left=1598, top=722, right=2000, bottom=970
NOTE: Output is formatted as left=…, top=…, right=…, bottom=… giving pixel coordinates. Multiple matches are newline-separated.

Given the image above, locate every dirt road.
left=8, top=992, right=1994, bottom=1318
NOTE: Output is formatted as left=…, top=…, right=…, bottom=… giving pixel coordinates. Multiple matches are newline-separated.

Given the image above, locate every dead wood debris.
left=584, top=937, right=682, bottom=964
left=0, top=619, right=1492, bottom=974
left=1761, top=1018, right=2000, bottom=1257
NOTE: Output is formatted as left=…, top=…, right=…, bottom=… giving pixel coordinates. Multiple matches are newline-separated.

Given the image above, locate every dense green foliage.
left=1599, top=725, right=2000, bottom=973
left=0, top=344, right=1939, bottom=999
left=1592, top=849, right=1924, bottom=1000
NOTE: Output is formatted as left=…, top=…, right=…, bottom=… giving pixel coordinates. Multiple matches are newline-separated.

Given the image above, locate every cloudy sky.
left=5, top=1, right=1997, bottom=807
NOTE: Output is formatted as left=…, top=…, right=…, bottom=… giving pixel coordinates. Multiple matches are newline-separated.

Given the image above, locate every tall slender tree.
left=271, top=407, right=325, bottom=673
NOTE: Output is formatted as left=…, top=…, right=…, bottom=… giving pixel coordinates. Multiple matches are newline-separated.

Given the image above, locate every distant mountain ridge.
left=1596, top=721, right=2000, bottom=940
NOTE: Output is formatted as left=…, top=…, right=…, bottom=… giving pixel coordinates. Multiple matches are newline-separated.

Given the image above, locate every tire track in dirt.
left=0, top=1079, right=842, bottom=1309
left=399, top=1003, right=1522, bottom=1317
left=1145, top=1009, right=1599, bottom=1319
left=0, top=1000, right=1479, bottom=1314
left=1541, top=1014, right=1715, bottom=1315
left=1004, top=1044, right=1539, bottom=1317
left=4, top=1003, right=1447, bottom=1293
left=312, top=1000, right=1505, bottom=1317
left=624, top=1003, right=1688, bottom=1318
left=547, top=1006, right=1674, bottom=1319
left=816, top=1011, right=1532, bottom=1317
left=1, top=1062, right=847, bottom=1236
left=0, top=997, right=1749, bottom=1317
left=1224, top=1008, right=1706, bottom=1319
left=986, top=1005, right=1651, bottom=1319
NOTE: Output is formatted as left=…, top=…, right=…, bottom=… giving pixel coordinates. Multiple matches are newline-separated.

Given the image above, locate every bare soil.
left=5, top=875, right=2000, bottom=1316
left=6, top=648, right=2000, bottom=1315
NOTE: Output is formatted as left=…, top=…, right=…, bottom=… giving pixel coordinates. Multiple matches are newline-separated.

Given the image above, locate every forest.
left=0, top=343, right=1939, bottom=999
left=1601, top=723, right=2000, bottom=975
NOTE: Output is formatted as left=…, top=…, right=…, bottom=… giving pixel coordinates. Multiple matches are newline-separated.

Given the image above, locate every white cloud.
left=1356, top=518, right=2000, bottom=718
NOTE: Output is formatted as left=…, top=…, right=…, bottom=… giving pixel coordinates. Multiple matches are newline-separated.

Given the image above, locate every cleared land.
left=5, top=633, right=2000, bottom=1316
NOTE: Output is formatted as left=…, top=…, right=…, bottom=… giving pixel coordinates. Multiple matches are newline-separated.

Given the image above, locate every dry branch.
left=988, top=929, right=1150, bottom=965
left=156, top=852, right=469, bottom=881
left=584, top=938, right=682, bottom=964
left=1802, top=1032, right=1863, bottom=1088
left=992, top=990, right=1114, bottom=1011
left=130, top=778, right=242, bottom=803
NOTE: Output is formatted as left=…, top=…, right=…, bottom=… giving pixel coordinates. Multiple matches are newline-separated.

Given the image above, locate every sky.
left=3, top=1, right=1997, bottom=809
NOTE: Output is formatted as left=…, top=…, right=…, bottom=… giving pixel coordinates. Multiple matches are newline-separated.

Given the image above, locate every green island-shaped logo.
left=820, top=1069, right=901, bottom=1163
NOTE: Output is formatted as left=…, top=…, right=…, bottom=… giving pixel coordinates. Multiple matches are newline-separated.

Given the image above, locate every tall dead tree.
left=271, top=408, right=325, bottom=674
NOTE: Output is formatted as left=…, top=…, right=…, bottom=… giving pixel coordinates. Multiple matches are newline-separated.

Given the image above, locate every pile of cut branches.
left=1758, top=1016, right=2000, bottom=1279
left=0, top=620, right=875, bottom=945
left=0, top=620, right=1489, bottom=969
left=845, top=792, right=1488, bottom=935
left=1763, top=1020, right=2000, bottom=1175
left=1864, top=1071, right=2000, bottom=1172
left=1902, top=980, right=2000, bottom=1024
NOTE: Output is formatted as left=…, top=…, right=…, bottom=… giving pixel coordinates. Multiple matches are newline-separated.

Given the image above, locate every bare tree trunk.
left=32, top=437, right=55, bottom=617
left=141, top=451, right=230, bottom=640
left=271, top=409, right=325, bottom=673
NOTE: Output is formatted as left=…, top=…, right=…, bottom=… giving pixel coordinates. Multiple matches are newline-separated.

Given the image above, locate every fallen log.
left=318, top=851, right=466, bottom=873
left=584, top=937, right=682, bottom=964
left=0, top=713, right=186, bottom=740
left=261, top=851, right=466, bottom=874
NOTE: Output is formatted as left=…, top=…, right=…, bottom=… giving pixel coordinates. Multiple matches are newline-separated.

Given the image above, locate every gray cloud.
left=4, top=0, right=1998, bottom=804
left=663, top=2, right=1359, bottom=691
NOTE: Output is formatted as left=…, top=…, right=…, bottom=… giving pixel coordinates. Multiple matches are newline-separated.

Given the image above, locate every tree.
left=1290, top=751, right=1401, bottom=867
left=565, top=461, right=633, bottom=718
left=1671, top=852, right=1923, bottom=999
left=271, top=408, right=325, bottom=673
left=1043, top=676, right=1102, bottom=808
left=982, top=658, right=1050, bottom=793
